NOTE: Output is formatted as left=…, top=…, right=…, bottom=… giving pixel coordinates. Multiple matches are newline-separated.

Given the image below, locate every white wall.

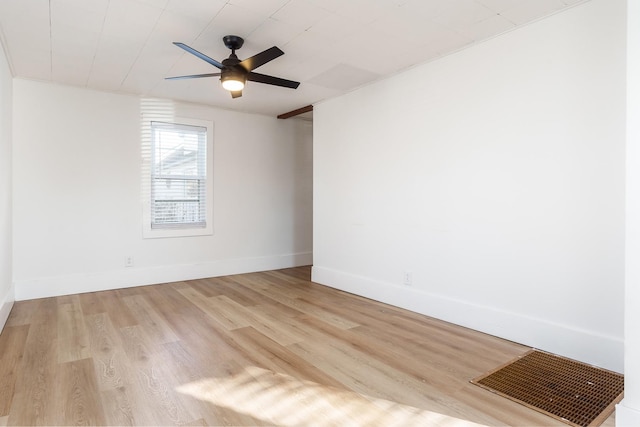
left=618, top=0, right=640, bottom=424
left=0, top=38, right=14, bottom=330
left=313, top=0, right=626, bottom=372
left=12, top=80, right=312, bottom=300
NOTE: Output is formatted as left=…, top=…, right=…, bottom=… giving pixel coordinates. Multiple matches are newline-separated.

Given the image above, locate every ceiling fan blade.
left=231, top=90, right=243, bottom=99
left=247, top=71, right=300, bottom=89
left=173, top=42, right=223, bottom=69
left=239, top=46, right=284, bottom=71
left=165, top=73, right=221, bottom=80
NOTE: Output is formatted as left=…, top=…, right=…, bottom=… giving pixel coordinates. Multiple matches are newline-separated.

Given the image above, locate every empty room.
left=0, top=0, right=639, bottom=425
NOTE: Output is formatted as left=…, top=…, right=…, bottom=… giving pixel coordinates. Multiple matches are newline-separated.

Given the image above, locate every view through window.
left=151, top=121, right=207, bottom=229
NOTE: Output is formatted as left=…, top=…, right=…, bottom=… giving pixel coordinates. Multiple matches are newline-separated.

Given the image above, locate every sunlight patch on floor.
left=176, top=366, right=486, bottom=426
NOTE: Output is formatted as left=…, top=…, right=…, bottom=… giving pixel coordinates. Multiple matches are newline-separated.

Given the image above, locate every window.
left=142, top=117, right=213, bottom=238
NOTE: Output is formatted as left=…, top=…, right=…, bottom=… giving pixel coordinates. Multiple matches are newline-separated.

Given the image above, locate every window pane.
left=152, top=178, right=205, bottom=227
left=150, top=121, right=208, bottom=229
left=153, top=200, right=204, bottom=227
left=154, top=128, right=203, bottom=176
left=152, top=178, right=201, bottom=201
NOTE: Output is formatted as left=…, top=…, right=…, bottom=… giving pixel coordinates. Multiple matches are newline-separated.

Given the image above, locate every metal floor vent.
left=471, top=350, right=624, bottom=427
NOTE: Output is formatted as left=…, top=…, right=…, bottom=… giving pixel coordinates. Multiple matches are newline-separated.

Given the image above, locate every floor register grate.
left=471, top=350, right=624, bottom=427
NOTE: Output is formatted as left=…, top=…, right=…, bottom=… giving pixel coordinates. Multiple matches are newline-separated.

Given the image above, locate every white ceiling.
left=0, top=0, right=588, bottom=118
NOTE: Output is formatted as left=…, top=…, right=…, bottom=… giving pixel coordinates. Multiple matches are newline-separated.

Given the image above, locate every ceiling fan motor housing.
left=221, top=67, right=246, bottom=90
left=223, top=35, right=244, bottom=51
left=221, top=51, right=247, bottom=90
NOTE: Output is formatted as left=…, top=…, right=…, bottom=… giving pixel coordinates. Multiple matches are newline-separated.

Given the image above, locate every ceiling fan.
left=166, top=35, right=300, bottom=99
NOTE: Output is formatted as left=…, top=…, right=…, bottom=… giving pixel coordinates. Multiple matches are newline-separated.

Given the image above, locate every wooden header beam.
left=277, top=104, right=313, bottom=119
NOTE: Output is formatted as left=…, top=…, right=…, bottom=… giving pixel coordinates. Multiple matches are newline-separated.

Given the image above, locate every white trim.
left=142, top=116, right=214, bottom=239
left=616, top=401, right=640, bottom=427
left=624, top=0, right=640, bottom=422
left=312, top=265, right=623, bottom=373
left=0, top=282, right=15, bottom=333
left=15, top=252, right=312, bottom=301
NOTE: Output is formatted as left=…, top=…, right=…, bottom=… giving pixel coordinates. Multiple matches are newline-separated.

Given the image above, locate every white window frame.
left=142, top=117, right=214, bottom=238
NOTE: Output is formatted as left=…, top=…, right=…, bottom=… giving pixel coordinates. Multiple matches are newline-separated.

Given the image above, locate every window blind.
left=150, top=121, right=207, bottom=229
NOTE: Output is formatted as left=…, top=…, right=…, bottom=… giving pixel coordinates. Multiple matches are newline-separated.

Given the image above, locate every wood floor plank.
left=164, top=341, right=278, bottom=426
left=176, top=285, right=302, bottom=347
left=118, top=324, right=158, bottom=363
left=5, top=300, right=41, bottom=327
left=7, top=321, right=57, bottom=426
left=122, top=294, right=179, bottom=344
left=51, top=358, right=107, bottom=426
left=453, top=382, right=566, bottom=426
left=161, top=340, right=237, bottom=385
left=142, top=284, right=212, bottom=338
left=29, top=297, right=58, bottom=326
left=251, top=304, right=324, bottom=343
left=117, top=314, right=221, bottom=424
left=182, top=418, right=208, bottom=426
left=0, top=325, right=30, bottom=416
left=57, top=295, right=91, bottom=363
left=229, top=326, right=346, bottom=389
left=197, top=364, right=351, bottom=426
left=287, top=334, right=503, bottom=426
left=143, top=285, right=242, bottom=357
left=245, top=279, right=360, bottom=330
left=229, top=281, right=306, bottom=317
left=84, top=313, right=132, bottom=391
left=2, top=267, right=614, bottom=426
left=273, top=266, right=312, bottom=281
left=184, top=278, right=224, bottom=298
left=305, top=291, right=525, bottom=375
left=215, top=296, right=306, bottom=346
left=160, top=342, right=267, bottom=426
left=233, top=365, right=473, bottom=427
left=202, top=276, right=270, bottom=306
left=100, top=387, right=136, bottom=426
left=286, top=313, right=525, bottom=425
left=127, top=353, right=202, bottom=425
left=86, top=315, right=144, bottom=427
left=263, top=269, right=308, bottom=285
left=116, top=323, right=196, bottom=425
left=98, top=291, right=139, bottom=328
left=293, top=313, right=468, bottom=392
left=79, top=291, right=107, bottom=316
left=176, top=287, right=252, bottom=330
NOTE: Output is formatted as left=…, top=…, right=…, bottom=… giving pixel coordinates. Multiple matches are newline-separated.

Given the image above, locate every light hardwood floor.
left=0, top=267, right=615, bottom=426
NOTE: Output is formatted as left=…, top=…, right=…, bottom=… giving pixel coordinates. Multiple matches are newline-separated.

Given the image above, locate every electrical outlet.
left=403, top=271, right=413, bottom=286
left=124, top=256, right=134, bottom=268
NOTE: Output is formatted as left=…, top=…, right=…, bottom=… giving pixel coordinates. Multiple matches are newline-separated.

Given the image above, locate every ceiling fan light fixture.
left=167, top=36, right=300, bottom=99
left=221, top=71, right=246, bottom=91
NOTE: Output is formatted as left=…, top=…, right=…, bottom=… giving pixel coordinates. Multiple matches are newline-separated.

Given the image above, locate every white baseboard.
left=15, top=252, right=312, bottom=301
left=312, top=265, right=623, bottom=373
left=0, top=282, right=15, bottom=333
left=616, top=401, right=640, bottom=426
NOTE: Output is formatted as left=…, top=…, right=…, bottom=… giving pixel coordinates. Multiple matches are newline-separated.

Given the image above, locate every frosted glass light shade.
left=222, top=78, right=245, bottom=91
